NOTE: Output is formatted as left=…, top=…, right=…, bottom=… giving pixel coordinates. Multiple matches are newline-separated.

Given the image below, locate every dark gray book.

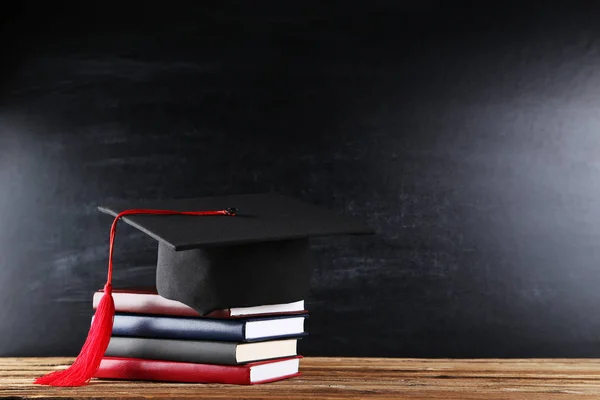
left=105, top=337, right=298, bottom=365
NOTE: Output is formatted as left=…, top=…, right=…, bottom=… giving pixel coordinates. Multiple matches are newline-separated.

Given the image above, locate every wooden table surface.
left=2, top=357, right=600, bottom=399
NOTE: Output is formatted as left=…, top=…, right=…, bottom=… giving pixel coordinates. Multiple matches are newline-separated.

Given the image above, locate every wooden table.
left=2, top=358, right=600, bottom=399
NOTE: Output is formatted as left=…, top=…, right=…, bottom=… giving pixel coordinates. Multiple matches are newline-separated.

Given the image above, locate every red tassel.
left=34, top=284, right=115, bottom=386
left=34, top=207, right=235, bottom=386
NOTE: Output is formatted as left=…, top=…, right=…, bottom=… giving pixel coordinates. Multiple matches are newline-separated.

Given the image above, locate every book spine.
left=105, top=337, right=239, bottom=365
left=112, top=314, right=245, bottom=341
left=96, top=357, right=251, bottom=384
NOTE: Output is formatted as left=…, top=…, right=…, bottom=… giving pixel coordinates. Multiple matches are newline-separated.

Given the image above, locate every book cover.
left=111, top=313, right=308, bottom=342
left=104, top=337, right=299, bottom=365
left=93, top=288, right=306, bottom=318
left=96, top=356, right=302, bottom=384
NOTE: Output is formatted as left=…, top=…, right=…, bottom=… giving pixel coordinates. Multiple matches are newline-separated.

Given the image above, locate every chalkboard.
left=2, top=2, right=600, bottom=358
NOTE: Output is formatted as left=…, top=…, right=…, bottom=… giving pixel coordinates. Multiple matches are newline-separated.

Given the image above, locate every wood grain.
left=2, top=358, right=600, bottom=399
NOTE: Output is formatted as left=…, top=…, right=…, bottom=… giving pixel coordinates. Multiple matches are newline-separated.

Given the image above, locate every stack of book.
left=92, top=289, right=307, bottom=384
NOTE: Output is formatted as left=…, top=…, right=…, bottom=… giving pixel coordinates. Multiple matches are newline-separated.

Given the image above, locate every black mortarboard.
left=98, top=193, right=373, bottom=315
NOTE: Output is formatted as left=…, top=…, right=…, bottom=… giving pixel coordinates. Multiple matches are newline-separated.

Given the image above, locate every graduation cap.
left=35, top=193, right=372, bottom=387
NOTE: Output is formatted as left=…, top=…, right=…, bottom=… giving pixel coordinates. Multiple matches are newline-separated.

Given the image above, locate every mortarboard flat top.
left=98, top=193, right=373, bottom=250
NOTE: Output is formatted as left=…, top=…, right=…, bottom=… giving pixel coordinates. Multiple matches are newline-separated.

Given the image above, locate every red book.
left=93, top=288, right=306, bottom=318
left=96, top=356, right=302, bottom=385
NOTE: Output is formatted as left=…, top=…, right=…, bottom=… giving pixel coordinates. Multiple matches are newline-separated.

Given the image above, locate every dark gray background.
left=2, top=2, right=600, bottom=357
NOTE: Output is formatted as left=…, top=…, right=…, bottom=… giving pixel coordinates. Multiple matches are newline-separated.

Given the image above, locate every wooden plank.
left=1, top=358, right=600, bottom=399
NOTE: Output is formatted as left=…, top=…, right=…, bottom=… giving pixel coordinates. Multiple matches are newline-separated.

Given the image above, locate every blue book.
left=110, top=313, right=308, bottom=342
